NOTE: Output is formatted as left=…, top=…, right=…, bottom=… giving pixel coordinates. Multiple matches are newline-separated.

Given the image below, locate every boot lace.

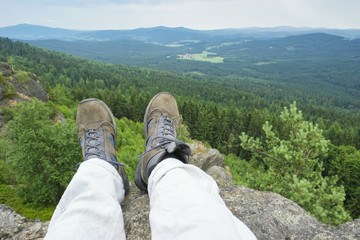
left=139, top=116, right=177, bottom=158
left=79, top=128, right=126, bottom=168
left=84, top=129, right=106, bottom=160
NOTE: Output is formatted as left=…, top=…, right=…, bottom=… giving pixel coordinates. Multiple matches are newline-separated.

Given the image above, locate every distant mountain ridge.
left=1, top=24, right=360, bottom=43
left=24, top=32, right=360, bottom=66
left=1, top=24, right=359, bottom=114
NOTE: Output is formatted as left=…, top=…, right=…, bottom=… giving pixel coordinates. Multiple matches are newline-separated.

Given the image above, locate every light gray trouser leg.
left=148, top=158, right=257, bottom=240
left=45, top=158, right=126, bottom=240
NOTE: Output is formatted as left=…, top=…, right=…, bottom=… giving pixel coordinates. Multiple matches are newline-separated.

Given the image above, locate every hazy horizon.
left=1, top=0, right=360, bottom=31
left=2, top=23, right=360, bottom=31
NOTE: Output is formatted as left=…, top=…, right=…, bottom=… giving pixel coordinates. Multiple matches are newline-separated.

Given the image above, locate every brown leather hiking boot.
left=135, top=92, right=191, bottom=192
left=76, top=98, right=130, bottom=194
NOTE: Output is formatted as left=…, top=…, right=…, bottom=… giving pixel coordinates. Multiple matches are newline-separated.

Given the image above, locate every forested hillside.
left=1, top=37, right=359, bottom=148
left=25, top=33, right=360, bottom=113
left=0, top=37, right=359, bottom=225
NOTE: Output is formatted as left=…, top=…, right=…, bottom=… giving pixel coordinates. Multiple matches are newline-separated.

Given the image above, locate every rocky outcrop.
left=189, top=143, right=233, bottom=185
left=0, top=204, right=49, bottom=240
left=222, top=186, right=360, bottom=240
left=7, top=74, right=48, bottom=103
left=0, top=62, right=14, bottom=77
left=189, top=142, right=226, bottom=171
left=0, top=62, right=48, bottom=128
left=1, top=144, right=359, bottom=240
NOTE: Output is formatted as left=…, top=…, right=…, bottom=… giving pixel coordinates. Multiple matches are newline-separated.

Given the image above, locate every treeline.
left=49, top=85, right=360, bottom=155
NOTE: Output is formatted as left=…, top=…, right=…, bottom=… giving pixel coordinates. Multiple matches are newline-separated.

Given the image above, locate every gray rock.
left=1, top=184, right=359, bottom=240
left=189, top=143, right=225, bottom=171
left=8, top=76, right=48, bottom=102
left=0, top=204, right=49, bottom=240
left=122, top=182, right=151, bottom=239
left=54, top=112, right=66, bottom=124
left=206, top=165, right=233, bottom=186
left=221, top=185, right=360, bottom=240
left=189, top=143, right=232, bottom=185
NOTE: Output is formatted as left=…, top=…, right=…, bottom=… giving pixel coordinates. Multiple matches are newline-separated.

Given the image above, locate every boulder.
left=189, top=143, right=225, bottom=170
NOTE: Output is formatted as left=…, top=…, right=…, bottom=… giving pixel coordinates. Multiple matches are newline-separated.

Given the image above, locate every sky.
left=1, top=0, right=360, bottom=30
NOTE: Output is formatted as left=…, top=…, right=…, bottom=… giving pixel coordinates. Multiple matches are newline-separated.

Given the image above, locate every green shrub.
left=56, top=104, right=77, bottom=120
left=16, top=70, right=31, bottom=84
left=3, top=83, right=16, bottom=99
left=178, top=115, right=192, bottom=143
left=6, top=99, right=82, bottom=205
left=224, top=154, right=253, bottom=186
left=0, top=138, right=16, bottom=184
left=0, top=106, right=14, bottom=122
left=0, top=184, right=55, bottom=221
left=116, top=117, right=144, bottom=181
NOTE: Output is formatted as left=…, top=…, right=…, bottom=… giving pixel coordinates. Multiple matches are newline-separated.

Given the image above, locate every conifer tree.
left=240, top=102, right=351, bottom=225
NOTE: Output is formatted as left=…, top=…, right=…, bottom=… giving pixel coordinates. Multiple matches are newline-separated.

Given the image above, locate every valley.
left=1, top=24, right=360, bottom=224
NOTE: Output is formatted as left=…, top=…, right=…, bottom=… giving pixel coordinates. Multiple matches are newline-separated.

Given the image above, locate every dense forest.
left=25, top=32, right=360, bottom=113
left=0, top=37, right=359, bottom=225
left=1, top=38, right=359, bottom=150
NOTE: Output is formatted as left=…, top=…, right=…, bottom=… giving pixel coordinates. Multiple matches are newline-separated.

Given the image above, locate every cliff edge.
left=1, top=144, right=359, bottom=240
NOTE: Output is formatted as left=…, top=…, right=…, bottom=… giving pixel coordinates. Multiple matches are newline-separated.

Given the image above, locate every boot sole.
left=135, top=157, right=148, bottom=192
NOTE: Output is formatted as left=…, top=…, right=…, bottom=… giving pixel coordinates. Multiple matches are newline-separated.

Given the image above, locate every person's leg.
left=148, top=158, right=257, bottom=240
left=45, top=158, right=126, bottom=240
left=135, top=92, right=257, bottom=240
left=45, top=98, right=129, bottom=240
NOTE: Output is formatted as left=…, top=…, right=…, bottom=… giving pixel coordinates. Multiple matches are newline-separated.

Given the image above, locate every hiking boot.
left=76, top=98, right=130, bottom=195
left=135, top=92, right=191, bottom=192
